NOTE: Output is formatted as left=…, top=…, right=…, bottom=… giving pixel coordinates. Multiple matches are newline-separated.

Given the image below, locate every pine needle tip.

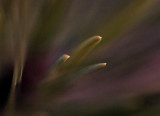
left=95, top=36, right=102, bottom=41
left=101, top=63, right=107, bottom=67
left=63, top=54, right=70, bottom=62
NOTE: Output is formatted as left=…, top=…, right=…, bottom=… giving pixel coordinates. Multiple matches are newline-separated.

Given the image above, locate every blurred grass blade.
left=31, top=0, right=68, bottom=50
left=99, top=0, right=158, bottom=44
left=4, top=60, right=24, bottom=116
left=3, top=1, right=26, bottom=114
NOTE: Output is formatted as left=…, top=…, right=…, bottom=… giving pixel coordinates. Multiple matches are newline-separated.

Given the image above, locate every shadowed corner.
left=0, top=64, right=13, bottom=110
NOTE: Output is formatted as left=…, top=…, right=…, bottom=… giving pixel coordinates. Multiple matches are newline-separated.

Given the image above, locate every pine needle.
left=66, top=63, right=107, bottom=83
left=43, top=54, right=70, bottom=82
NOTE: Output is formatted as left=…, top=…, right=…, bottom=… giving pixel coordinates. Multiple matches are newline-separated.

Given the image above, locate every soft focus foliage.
left=0, top=0, right=160, bottom=116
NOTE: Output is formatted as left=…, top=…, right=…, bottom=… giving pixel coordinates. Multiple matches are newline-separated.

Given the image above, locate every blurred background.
left=0, top=0, right=160, bottom=115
